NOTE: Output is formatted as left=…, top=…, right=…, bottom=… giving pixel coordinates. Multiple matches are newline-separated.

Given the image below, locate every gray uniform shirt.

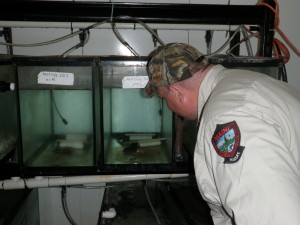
left=194, top=64, right=300, bottom=225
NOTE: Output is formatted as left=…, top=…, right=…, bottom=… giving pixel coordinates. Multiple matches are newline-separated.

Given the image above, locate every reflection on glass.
left=19, top=89, right=94, bottom=167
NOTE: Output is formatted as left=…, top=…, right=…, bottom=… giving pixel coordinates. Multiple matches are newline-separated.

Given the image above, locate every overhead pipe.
left=0, top=21, right=241, bottom=31
left=0, top=173, right=189, bottom=190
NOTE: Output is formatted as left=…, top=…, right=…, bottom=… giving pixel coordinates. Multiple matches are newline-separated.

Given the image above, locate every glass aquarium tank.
left=100, top=59, right=175, bottom=169
left=7, top=56, right=191, bottom=177
left=0, top=56, right=284, bottom=178
left=15, top=57, right=97, bottom=174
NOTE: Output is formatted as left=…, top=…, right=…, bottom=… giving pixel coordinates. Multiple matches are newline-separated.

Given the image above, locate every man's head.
left=144, top=43, right=209, bottom=120
left=144, top=43, right=208, bottom=98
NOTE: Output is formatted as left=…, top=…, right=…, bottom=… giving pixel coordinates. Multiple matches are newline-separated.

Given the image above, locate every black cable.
left=61, top=186, right=78, bottom=225
left=280, top=63, right=288, bottom=83
left=274, top=41, right=288, bottom=82
left=205, top=30, right=213, bottom=54
left=143, top=180, right=161, bottom=225
left=51, top=91, right=68, bottom=125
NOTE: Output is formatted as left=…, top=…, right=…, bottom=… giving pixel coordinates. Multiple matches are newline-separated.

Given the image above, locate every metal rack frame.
left=0, top=0, right=276, bottom=56
left=0, top=1, right=277, bottom=178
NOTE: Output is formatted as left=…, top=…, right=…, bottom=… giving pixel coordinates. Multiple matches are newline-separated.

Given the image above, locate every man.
left=144, top=42, right=300, bottom=225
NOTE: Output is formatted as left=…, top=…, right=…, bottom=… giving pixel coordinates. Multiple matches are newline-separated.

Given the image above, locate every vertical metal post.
left=259, top=0, right=276, bottom=56
left=229, top=31, right=241, bottom=56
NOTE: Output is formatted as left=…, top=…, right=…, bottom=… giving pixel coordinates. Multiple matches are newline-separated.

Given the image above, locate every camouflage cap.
left=144, top=43, right=208, bottom=98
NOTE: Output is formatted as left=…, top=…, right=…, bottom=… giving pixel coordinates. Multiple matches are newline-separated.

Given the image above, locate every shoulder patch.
left=211, top=121, right=245, bottom=164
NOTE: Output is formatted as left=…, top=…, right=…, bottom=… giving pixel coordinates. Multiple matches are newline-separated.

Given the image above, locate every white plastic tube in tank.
left=102, top=208, right=117, bottom=219
left=58, top=140, right=84, bottom=149
left=138, top=140, right=161, bottom=147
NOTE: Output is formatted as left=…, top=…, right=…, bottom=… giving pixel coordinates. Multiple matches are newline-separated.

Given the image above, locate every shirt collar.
left=197, top=64, right=226, bottom=119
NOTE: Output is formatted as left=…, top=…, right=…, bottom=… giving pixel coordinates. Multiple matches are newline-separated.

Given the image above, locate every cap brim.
left=143, top=82, right=156, bottom=98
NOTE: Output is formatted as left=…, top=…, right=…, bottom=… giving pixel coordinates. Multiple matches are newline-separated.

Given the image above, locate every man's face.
left=157, top=84, right=198, bottom=120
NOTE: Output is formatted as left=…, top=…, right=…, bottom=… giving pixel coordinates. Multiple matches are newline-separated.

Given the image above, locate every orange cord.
left=272, top=41, right=279, bottom=57
left=257, top=0, right=300, bottom=63
left=274, top=38, right=290, bottom=63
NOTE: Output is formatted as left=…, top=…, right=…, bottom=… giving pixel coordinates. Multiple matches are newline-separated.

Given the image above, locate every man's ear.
left=170, top=85, right=184, bottom=103
left=157, top=85, right=170, bottom=97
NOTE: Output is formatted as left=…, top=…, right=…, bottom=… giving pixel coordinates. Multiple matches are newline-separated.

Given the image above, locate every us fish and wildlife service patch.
left=211, top=121, right=245, bottom=164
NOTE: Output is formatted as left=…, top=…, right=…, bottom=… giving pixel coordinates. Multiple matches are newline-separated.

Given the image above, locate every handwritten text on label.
left=122, top=76, right=149, bottom=89
left=37, top=71, right=74, bottom=86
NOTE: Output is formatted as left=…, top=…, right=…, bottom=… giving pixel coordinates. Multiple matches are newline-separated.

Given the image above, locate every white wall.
left=39, top=187, right=104, bottom=225
left=0, top=0, right=299, bottom=88
left=276, top=0, right=300, bottom=86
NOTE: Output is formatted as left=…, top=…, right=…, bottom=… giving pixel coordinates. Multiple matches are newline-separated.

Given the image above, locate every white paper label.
left=122, top=76, right=149, bottom=89
left=37, top=71, right=74, bottom=86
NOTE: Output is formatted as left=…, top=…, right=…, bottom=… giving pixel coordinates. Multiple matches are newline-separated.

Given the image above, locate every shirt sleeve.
left=209, top=203, right=233, bottom=225
left=201, top=109, right=300, bottom=225
left=194, top=121, right=233, bottom=225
